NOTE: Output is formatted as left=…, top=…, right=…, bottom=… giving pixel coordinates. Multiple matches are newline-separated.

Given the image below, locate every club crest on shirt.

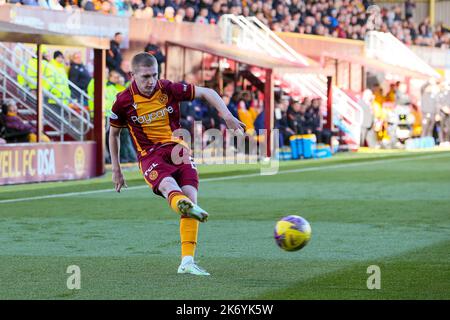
left=159, top=94, right=168, bottom=105
left=144, top=162, right=159, bottom=179
left=149, top=170, right=158, bottom=181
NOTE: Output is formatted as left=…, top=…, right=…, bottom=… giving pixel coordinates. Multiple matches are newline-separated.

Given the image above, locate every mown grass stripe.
left=1, top=152, right=449, bottom=204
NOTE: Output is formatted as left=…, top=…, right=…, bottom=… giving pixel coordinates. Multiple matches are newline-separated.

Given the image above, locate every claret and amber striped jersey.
left=109, top=79, right=195, bottom=160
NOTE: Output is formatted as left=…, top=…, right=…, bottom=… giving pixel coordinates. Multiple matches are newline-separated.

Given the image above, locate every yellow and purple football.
left=274, top=215, right=312, bottom=251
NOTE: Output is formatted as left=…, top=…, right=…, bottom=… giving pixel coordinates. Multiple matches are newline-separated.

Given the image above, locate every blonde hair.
left=131, top=52, right=157, bottom=73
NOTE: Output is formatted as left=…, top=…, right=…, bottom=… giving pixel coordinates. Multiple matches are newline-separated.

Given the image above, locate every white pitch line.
left=0, top=152, right=448, bottom=205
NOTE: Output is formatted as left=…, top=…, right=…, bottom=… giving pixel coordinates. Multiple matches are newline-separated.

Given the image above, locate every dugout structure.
left=164, top=40, right=330, bottom=157
left=0, top=20, right=109, bottom=183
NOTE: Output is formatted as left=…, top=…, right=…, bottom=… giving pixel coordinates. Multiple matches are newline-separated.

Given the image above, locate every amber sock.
left=167, top=190, right=191, bottom=215
left=180, top=216, right=199, bottom=258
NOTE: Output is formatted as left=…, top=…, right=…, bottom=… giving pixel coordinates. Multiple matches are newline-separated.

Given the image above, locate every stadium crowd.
left=4, top=27, right=448, bottom=154
left=2, top=0, right=449, bottom=48
left=2, top=1, right=449, bottom=155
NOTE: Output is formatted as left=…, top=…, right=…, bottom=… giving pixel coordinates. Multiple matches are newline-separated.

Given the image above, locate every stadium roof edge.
left=0, top=20, right=109, bottom=49
left=322, top=51, right=434, bottom=80
left=166, top=40, right=328, bottom=75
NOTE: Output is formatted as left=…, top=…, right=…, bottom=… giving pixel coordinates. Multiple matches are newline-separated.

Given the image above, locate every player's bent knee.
left=159, top=177, right=181, bottom=196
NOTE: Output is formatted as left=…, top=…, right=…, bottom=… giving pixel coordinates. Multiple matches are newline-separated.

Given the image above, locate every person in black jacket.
left=68, top=51, right=92, bottom=102
left=287, top=100, right=309, bottom=134
left=308, top=98, right=332, bottom=144
left=106, top=32, right=123, bottom=72
left=306, top=100, right=321, bottom=130
left=300, top=97, right=315, bottom=134
left=275, top=99, right=295, bottom=146
left=144, top=35, right=166, bottom=76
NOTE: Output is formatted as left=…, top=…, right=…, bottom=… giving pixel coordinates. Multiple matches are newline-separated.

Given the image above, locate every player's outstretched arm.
left=109, top=126, right=127, bottom=193
left=194, top=86, right=246, bottom=134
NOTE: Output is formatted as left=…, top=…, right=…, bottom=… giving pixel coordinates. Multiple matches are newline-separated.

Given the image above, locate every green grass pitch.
left=0, top=151, right=449, bottom=299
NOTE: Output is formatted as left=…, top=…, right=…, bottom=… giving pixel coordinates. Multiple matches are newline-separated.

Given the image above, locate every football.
left=274, top=215, right=312, bottom=251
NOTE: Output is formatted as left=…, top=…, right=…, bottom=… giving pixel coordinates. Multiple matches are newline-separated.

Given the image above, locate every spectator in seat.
left=287, top=100, right=307, bottom=134
left=100, top=0, right=117, bottom=15
left=174, top=7, right=185, bottom=22
left=183, top=6, right=196, bottom=22
left=253, top=109, right=265, bottom=135
left=308, top=98, right=321, bottom=130
left=385, top=83, right=396, bottom=103
left=208, top=1, right=221, bottom=24
left=220, top=3, right=229, bottom=15
left=195, top=7, right=209, bottom=24
left=227, top=92, right=239, bottom=119
left=168, top=0, right=182, bottom=12
left=310, top=98, right=331, bottom=144
left=0, top=109, right=18, bottom=143
left=410, top=103, right=423, bottom=138
left=164, top=6, right=176, bottom=22
left=115, top=0, right=132, bottom=16
left=134, top=4, right=154, bottom=19
left=274, top=99, right=294, bottom=146
left=155, top=0, right=166, bottom=15
left=237, top=92, right=257, bottom=135
left=1, top=99, right=50, bottom=143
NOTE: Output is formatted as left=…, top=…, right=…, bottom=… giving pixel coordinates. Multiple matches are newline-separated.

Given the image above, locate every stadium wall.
left=0, top=142, right=96, bottom=185
left=0, top=4, right=129, bottom=44
left=1, top=3, right=446, bottom=81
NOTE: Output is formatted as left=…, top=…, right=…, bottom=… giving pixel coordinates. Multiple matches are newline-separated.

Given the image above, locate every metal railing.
left=18, top=43, right=93, bottom=108
left=0, top=42, right=93, bottom=141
